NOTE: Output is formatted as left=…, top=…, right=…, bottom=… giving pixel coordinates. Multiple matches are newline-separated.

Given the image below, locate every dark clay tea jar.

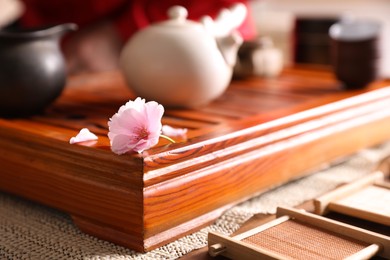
left=329, top=18, right=381, bottom=89
left=0, top=23, right=77, bottom=117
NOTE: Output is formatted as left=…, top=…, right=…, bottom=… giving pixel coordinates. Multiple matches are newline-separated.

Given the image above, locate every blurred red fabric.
left=19, top=0, right=257, bottom=41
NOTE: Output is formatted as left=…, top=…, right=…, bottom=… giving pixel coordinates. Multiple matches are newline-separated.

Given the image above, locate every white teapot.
left=120, top=4, right=246, bottom=107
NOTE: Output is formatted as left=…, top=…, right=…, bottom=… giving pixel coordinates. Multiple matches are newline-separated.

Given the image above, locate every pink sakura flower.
left=108, top=98, right=165, bottom=154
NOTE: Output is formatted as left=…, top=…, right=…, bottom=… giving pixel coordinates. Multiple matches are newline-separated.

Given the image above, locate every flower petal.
left=145, top=102, right=164, bottom=133
left=133, top=136, right=159, bottom=153
left=162, top=125, right=188, bottom=138
left=70, top=128, right=98, bottom=144
left=110, top=134, right=134, bottom=155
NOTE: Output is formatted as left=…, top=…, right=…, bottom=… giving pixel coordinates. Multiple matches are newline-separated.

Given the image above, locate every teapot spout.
left=47, top=23, right=78, bottom=38
left=216, top=31, right=243, bottom=67
left=0, top=23, right=77, bottom=39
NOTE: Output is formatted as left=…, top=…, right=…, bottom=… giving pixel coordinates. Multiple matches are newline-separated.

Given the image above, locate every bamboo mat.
left=1, top=142, right=390, bottom=260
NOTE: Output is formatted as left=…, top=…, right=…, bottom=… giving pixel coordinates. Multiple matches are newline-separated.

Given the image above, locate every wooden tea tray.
left=1, top=66, right=390, bottom=252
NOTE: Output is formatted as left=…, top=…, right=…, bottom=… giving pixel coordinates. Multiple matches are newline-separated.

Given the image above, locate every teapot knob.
left=167, top=6, right=188, bottom=22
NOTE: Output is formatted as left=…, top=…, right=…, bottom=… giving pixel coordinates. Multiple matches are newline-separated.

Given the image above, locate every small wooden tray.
left=1, top=67, right=390, bottom=252
left=314, top=172, right=390, bottom=226
left=208, top=207, right=390, bottom=259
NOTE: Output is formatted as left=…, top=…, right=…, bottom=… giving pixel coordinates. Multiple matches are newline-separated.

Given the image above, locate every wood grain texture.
left=1, top=66, right=390, bottom=252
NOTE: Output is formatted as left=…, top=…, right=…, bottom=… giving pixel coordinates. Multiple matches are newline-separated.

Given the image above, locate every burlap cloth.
left=2, top=142, right=390, bottom=260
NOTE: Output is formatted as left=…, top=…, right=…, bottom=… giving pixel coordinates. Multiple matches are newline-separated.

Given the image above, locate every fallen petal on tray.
left=70, top=128, right=98, bottom=144
left=162, top=125, right=188, bottom=138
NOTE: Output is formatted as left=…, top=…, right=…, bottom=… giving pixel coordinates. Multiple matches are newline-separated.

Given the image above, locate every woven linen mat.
left=1, top=142, right=390, bottom=260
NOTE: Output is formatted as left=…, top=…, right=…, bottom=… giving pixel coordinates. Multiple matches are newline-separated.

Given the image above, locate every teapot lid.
left=155, top=6, right=201, bottom=29
left=144, top=4, right=247, bottom=38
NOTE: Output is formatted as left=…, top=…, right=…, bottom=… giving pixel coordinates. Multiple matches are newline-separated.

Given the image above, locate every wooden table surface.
left=1, top=65, right=390, bottom=252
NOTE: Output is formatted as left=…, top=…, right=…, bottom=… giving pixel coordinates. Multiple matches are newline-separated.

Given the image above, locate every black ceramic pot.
left=329, top=19, right=381, bottom=90
left=0, top=23, right=77, bottom=117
